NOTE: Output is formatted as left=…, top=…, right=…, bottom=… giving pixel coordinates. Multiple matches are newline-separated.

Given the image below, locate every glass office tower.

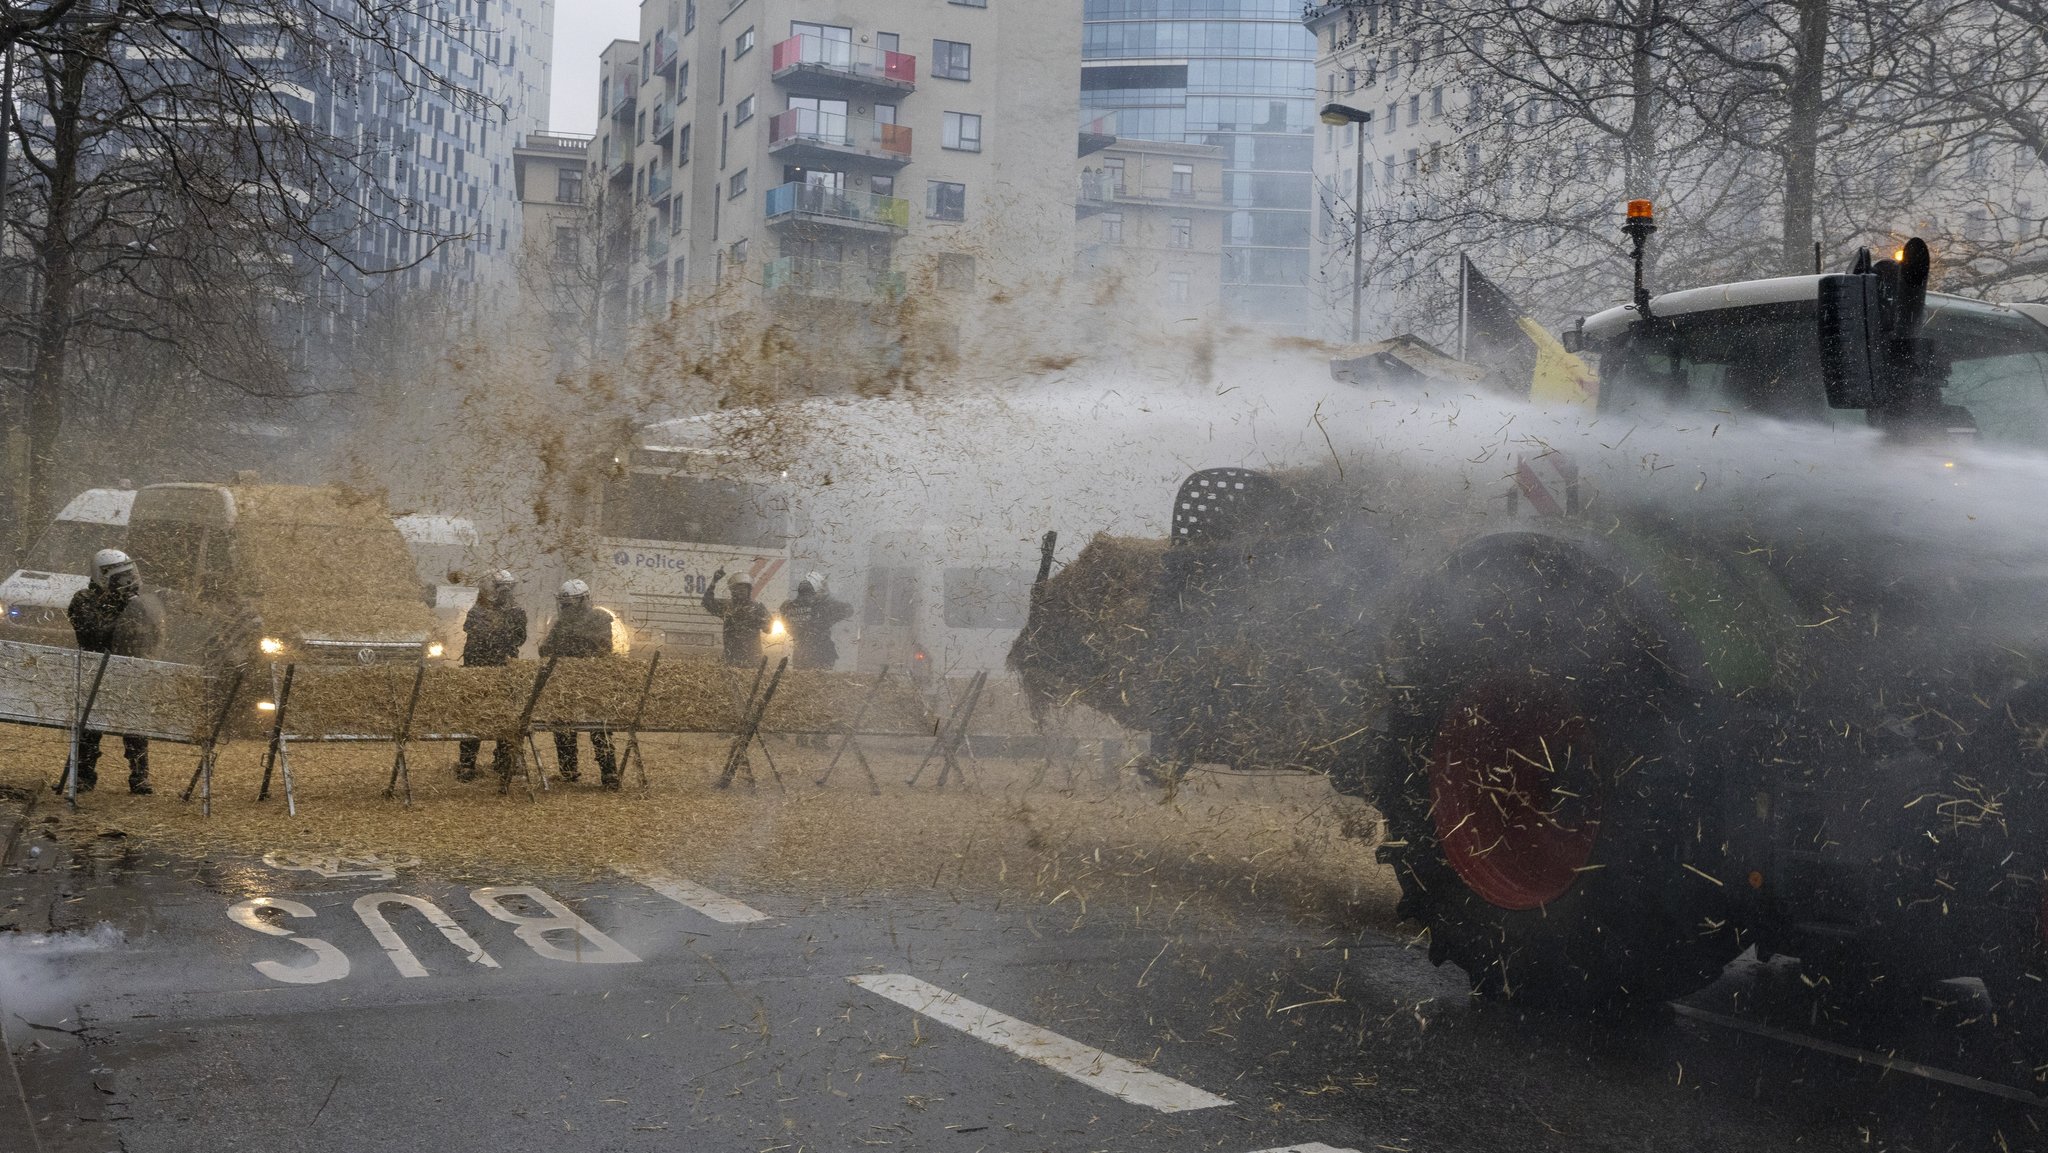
left=1081, top=0, right=1316, bottom=330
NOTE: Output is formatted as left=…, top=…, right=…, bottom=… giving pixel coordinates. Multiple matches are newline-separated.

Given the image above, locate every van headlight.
left=426, top=641, right=446, bottom=659
left=259, top=636, right=286, bottom=655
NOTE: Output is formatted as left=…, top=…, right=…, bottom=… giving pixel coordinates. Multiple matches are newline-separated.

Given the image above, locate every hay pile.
left=268, top=660, right=939, bottom=739
left=0, top=724, right=1396, bottom=930
left=233, top=484, right=436, bottom=643
left=1008, top=533, right=1169, bottom=731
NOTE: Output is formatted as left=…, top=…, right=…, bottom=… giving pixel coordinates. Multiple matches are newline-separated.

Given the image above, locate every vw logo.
left=614, top=550, right=631, bottom=565
left=356, top=647, right=377, bottom=665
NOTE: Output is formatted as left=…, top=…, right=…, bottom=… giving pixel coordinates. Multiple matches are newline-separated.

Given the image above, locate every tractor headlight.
left=426, top=641, right=445, bottom=659
left=256, top=699, right=277, bottom=712
left=259, top=636, right=286, bottom=656
left=769, top=616, right=788, bottom=639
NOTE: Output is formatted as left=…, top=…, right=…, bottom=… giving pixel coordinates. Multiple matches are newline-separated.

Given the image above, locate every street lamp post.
left=1319, top=102, right=1372, bottom=343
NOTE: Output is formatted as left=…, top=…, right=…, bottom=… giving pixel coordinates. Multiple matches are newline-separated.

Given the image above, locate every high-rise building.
left=592, top=0, right=1082, bottom=374
left=1080, top=0, right=1317, bottom=332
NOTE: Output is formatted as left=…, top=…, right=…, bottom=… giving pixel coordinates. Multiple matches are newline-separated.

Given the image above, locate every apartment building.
left=595, top=0, right=1082, bottom=369
left=1076, top=137, right=1229, bottom=338
left=512, top=131, right=600, bottom=365
left=1081, top=0, right=1318, bottom=333
left=1302, top=3, right=1465, bottom=344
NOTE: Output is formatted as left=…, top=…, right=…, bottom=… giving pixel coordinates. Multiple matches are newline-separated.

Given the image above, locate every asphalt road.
left=3, top=809, right=2044, bottom=1153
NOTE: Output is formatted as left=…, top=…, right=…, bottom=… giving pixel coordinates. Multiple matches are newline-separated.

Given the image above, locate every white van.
left=0, top=488, right=136, bottom=647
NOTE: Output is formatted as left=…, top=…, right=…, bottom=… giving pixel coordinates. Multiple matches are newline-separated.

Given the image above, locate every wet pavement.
left=3, top=797, right=2045, bottom=1152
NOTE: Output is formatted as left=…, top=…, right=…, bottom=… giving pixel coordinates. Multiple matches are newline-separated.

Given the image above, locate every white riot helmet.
left=799, top=571, right=827, bottom=597
left=557, top=578, right=590, bottom=608
left=92, top=548, right=138, bottom=592
left=488, top=569, right=519, bottom=592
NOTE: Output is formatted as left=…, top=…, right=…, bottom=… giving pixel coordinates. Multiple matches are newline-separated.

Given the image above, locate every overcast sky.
left=551, top=2, right=641, bottom=134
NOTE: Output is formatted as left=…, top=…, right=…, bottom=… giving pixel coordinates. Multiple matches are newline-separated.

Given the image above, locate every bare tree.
left=1, top=0, right=489, bottom=523
left=1310, top=0, right=1967, bottom=340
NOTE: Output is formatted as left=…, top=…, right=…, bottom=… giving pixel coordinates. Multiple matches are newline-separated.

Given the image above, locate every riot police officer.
left=456, top=570, right=527, bottom=782
left=64, top=549, right=163, bottom=794
left=701, top=568, right=771, bottom=667
left=539, top=579, right=621, bottom=788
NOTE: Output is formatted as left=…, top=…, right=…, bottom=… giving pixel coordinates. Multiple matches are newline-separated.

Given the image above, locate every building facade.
left=512, top=131, right=599, bottom=366
left=1080, top=0, right=1317, bottom=332
left=1076, top=137, right=1228, bottom=343
left=590, top=0, right=1083, bottom=376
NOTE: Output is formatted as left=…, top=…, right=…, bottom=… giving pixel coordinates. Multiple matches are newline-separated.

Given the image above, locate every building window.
left=1431, top=86, right=1444, bottom=118
left=1171, top=163, right=1194, bottom=197
left=1103, top=157, right=1124, bottom=194
left=1409, top=93, right=1421, bottom=126
left=730, top=168, right=748, bottom=198
left=735, top=27, right=754, bottom=57
left=673, top=257, right=687, bottom=296
left=553, top=225, right=579, bottom=265
left=731, top=237, right=748, bottom=264
left=557, top=167, right=584, bottom=204
left=869, top=173, right=895, bottom=197
left=735, top=95, right=755, bottom=125
left=950, top=0, right=987, bottom=6
left=876, top=32, right=900, bottom=52
left=938, top=252, right=975, bottom=290
left=1166, top=273, right=1190, bottom=304
left=926, top=180, right=966, bottom=221
left=1169, top=216, right=1191, bottom=249
left=1100, top=212, right=1123, bottom=242
left=684, top=0, right=694, bottom=33
left=1384, top=103, right=1397, bottom=133
left=678, top=124, right=691, bottom=164
left=942, top=112, right=981, bottom=152
left=932, top=39, right=972, bottom=80
left=874, top=103, right=897, bottom=125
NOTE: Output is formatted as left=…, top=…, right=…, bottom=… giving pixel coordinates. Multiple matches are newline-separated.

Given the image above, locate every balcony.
left=646, top=232, right=670, bottom=263
left=608, top=75, right=637, bottom=120
left=647, top=165, right=672, bottom=202
left=1076, top=170, right=1112, bottom=217
left=762, top=256, right=906, bottom=303
left=763, top=181, right=909, bottom=235
left=770, top=35, right=915, bottom=96
left=651, top=102, right=675, bottom=142
left=767, top=109, right=911, bottom=168
left=651, top=33, right=678, bottom=76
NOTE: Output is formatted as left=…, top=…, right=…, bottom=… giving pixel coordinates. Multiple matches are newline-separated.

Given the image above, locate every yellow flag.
left=1518, top=317, right=1598, bottom=406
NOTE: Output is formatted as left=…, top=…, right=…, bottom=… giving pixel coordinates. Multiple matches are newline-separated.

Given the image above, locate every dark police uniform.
left=778, top=590, right=851, bottom=670
left=539, top=602, right=619, bottom=785
left=456, top=595, right=527, bottom=780
left=66, top=585, right=163, bottom=792
left=702, top=575, right=771, bottom=667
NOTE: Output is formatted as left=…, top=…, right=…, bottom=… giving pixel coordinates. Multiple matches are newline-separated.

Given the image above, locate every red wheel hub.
left=1428, top=677, right=1603, bottom=910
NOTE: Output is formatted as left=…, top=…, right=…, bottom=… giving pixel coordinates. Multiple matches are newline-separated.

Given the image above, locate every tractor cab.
left=1579, top=277, right=2048, bottom=445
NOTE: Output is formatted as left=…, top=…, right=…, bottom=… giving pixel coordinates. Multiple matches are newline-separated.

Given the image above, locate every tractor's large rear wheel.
left=1371, top=555, right=1738, bottom=1014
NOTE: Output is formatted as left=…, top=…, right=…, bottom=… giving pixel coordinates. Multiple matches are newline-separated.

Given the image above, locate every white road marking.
left=1243, top=1145, right=1365, bottom=1153
left=226, top=898, right=350, bottom=985
left=470, top=886, right=640, bottom=964
left=353, top=893, right=499, bottom=978
left=618, top=868, right=769, bottom=924
left=848, top=973, right=1231, bottom=1113
left=1671, top=1002, right=2048, bottom=1107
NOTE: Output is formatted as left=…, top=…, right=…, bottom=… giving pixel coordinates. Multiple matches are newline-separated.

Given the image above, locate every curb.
left=0, top=791, right=49, bottom=1152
